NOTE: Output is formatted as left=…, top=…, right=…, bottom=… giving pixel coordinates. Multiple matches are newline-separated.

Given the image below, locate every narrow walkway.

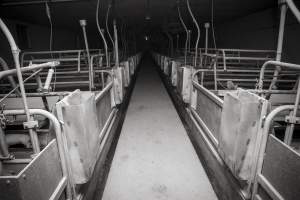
left=101, top=55, right=218, bottom=200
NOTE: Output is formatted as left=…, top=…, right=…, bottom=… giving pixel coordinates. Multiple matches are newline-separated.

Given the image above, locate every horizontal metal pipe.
left=0, top=92, right=70, bottom=98
left=95, top=81, right=113, bottom=102
left=0, top=61, right=59, bottom=80
left=258, top=60, right=300, bottom=90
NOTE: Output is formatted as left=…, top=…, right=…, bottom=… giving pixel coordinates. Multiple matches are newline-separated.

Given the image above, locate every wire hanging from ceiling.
left=45, top=1, right=58, bottom=91
left=186, top=0, right=200, bottom=67
left=45, top=1, right=53, bottom=52
left=177, top=0, right=188, bottom=66
left=96, top=0, right=109, bottom=67
left=106, top=3, right=114, bottom=51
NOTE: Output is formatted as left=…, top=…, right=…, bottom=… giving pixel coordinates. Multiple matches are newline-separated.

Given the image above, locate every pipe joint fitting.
left=23, top=120, right=39, bottom=129
left=79, top=19, right=87, bottom=27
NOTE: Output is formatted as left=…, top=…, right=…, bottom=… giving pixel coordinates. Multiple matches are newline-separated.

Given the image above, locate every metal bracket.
left=23, top=120, right=39, bottom=129
left=285, top=116, right=300, bottom=124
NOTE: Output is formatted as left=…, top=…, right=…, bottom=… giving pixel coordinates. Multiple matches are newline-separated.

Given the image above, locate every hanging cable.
left=186, top=0, right=200, bottom=67
left=96, top=0, right=109, bottom=67
left=106, top=3, right=115, bottom=51
left=45, top=1, right=57, bottom=91
left=45, top=2, right=53, bottom=52
left=177, top=0, right=188, bottom=66
left=211, top=0, right=217, bottom=49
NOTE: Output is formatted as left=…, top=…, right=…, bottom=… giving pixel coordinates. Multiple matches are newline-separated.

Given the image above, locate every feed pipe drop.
left=0, top=18, right=40, bottom=154
left=113, top=20, right=119, bottom=67
left=106, top=3, right=115, bottom=53
left=186, top=0, right=200, bottom=67
left=96, top=0, right=109, bottom=68
left=177, top=1, right=189, bottom=66
left=79, top=19, right=92, bottom=91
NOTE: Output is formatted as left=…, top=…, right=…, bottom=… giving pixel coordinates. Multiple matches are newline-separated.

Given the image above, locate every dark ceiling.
left=0, top=0, right=279, bottom=51
left=0, top=0, right=276, bottom=31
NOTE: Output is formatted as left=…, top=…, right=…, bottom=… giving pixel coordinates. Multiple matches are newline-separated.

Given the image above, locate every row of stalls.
left=0, top=17, right=141, bottom=200
left=152, top=1, right=300, bottom=200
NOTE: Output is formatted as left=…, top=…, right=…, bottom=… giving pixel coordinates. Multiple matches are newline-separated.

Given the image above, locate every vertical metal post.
left=113, top=20, right=119, bottom=67
left=269, top=1, right=287, bottom=90
left=187, top=30, right=191, bottom=53
left=176, top=34, right=179, bottom=54
left=0, top=127, right=9, bottom=157
left=205, top=23, right=210, bottom=54
left=79, top=19, right=92, bottom=90
left=177, top=2, right=188, bottom=67
left=284, top=78, right=300, bottom=144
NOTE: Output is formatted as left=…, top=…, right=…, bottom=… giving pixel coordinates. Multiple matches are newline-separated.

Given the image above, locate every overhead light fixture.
left=145, top=0, right=151, bottom=20
left=145, top=15, right=151, bottom=20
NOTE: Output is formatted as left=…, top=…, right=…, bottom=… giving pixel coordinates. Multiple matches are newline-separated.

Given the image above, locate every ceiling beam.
left=1, top=0, right=86, bottom=7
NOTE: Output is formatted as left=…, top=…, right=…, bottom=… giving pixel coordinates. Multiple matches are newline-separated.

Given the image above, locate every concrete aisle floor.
left=101, top=55, right=218, bottom=200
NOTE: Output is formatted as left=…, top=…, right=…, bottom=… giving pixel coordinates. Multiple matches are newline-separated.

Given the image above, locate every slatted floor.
left=101, top=55, right=218, bottom=200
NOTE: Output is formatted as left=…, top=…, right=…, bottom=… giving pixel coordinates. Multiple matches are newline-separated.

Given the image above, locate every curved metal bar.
left=96, top=0, right=109, bottom=68
left=252, top=105, right=297, bottom=200
left=177, top=1, right=188, bottom=66
left=0, top=18, right=40, bottom=153
left=258, top=60, right=300, bottom=90
left=3, top=108, right=74, bottom=199
left=0, top=61, right=59, bottom=80
left=186, top=0, right=200, bottom=67
left=106, top=3, right=115, bottom=52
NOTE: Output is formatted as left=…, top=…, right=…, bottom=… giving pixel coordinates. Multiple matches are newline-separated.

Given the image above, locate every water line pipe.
left=165, top=31, right=174, bottom=57
left=177, top=1, right=188, bottom=66
left=96, top=0, right=109, bottom=68
left=79, top=19, right=92, bottom=90
left=0, top=61, right=59, bottom=80
left=186, top=0, right=200, bottom=67
left=106, top=3, right=115, bottom=52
